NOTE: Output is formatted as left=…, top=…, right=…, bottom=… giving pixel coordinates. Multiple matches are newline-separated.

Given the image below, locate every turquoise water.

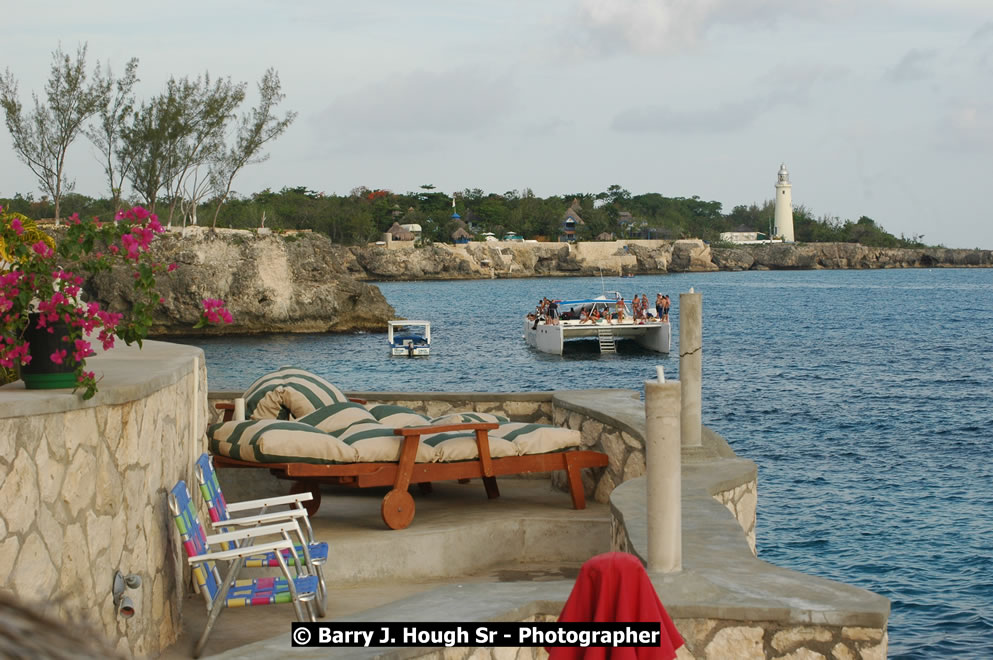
left=182, top=269, right=993, bottom=658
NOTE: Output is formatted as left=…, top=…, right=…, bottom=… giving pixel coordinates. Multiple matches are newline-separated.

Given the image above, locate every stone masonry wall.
left=0, top=357, right=207, bottom=658
left=715, top=480, right=757, bottom=556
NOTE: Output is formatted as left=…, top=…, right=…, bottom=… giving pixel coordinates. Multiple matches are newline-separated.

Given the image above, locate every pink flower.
left=31, top=241, right=54, bottom=258
left=10, top=218, right=23, bottom=235
left=50, top=349, right=68, bottom=365
left=167, top=263, right=178, bottom=272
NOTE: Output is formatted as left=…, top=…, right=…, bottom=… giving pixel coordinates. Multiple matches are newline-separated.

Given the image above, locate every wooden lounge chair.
left=211, top=421, right=607, bottom=530
left=210, top=368, right=608, bottom=529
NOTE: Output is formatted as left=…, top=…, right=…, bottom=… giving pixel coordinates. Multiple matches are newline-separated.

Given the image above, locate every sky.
left=2, top=0, right=992, bottom=248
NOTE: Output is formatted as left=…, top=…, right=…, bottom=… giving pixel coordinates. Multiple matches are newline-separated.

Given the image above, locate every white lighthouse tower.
left=774, top=163, right=795, bottom=242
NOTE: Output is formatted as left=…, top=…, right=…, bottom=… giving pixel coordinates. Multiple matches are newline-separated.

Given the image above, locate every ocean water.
left=182, top=268, right=993, bottom=658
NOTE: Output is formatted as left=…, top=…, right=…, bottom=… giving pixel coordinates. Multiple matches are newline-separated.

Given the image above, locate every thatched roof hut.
left=451, top=227, right=473, bottom=242
left=387, top=222, right=415, bottom=241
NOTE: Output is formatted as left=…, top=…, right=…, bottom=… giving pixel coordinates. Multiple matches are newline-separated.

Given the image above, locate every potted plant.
left=0, top=205, right=231, bottom=399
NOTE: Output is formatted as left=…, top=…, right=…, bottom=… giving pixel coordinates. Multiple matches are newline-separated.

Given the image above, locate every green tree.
left=86, top=58, right=139, bottom=213
left=210, top=69, right=296, bottom=229
left=0, top=44, right=109, bottom=223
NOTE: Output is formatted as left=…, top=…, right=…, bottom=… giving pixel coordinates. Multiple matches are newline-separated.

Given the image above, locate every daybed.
left=208, top=368, right=608, bottom=530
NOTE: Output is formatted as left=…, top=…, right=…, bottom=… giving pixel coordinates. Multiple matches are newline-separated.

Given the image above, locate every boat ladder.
left=597, top=327, right=617, bottom=353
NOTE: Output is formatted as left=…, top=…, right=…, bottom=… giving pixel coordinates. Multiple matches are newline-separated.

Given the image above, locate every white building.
left=774, top=163, right=795, bottom=242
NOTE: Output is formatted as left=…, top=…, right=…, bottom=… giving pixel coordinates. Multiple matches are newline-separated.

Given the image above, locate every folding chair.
left=194, top=453, right=328, bottom=616
left=168, top=481, right=318, bottom=657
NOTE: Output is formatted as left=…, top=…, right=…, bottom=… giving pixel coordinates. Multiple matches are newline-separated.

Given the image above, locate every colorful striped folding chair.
left=195, top=453, right=329, bottom=616
left=168, top=481, right=318, bottom=658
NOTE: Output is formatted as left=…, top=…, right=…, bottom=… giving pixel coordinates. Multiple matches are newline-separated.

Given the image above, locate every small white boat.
left=524, top=293, right=669, bottom=355
left=388, top=320, right=431, bottom=357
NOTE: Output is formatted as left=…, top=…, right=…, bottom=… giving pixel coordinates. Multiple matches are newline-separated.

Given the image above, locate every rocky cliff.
left=710, top=242, right=993, bottom=271
left=82, top=229, right=992, bottom=336
left=343, top=239, right=991, bottom=281
left=87, top=229, right=395, bottom=336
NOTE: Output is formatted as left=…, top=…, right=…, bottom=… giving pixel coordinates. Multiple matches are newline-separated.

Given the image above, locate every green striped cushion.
left=335, top=423, right=438, bottom=463
left=365, top=404, right=431, bottom=428
left=490, top=423, right=581, bottom=455
left=298, top=402, right=378, bottom=434
left=208, top=419, right=357, bottom=464
left=421, top=431, right=518, bottom=462
left=428, top=412, right=509, bottom=426
left=243, top=368, right=347, bottom=419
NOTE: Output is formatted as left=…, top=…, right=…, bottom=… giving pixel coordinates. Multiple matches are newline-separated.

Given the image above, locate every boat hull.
left=524, top=319, right=670, bottom=355
left=391, top=345, right=430, bottom=357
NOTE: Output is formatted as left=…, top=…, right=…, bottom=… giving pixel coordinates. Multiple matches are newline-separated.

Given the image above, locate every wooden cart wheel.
left=289, top=481, right=321, bottom=517
left=380, top=489, right=415, bottom=530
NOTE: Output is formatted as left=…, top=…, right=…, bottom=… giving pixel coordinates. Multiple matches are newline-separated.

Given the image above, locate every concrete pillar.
left=383, top=232, right=392, bottom=248
left=679, top=290, right=702, bottom=448
left=645, top=374, right=682, bottom=572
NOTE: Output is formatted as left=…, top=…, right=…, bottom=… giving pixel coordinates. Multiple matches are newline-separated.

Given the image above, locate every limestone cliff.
left=343, top=238, right=990, bottom=281
left=344, top=238, right=719, bottom=280
left=711, top=242, right=993, bottom=271
left=82, top=229, right=992, bottom=336
left=87, top=229, right=395, bottom=335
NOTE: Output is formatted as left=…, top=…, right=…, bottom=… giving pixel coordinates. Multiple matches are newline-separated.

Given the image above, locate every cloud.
left=315, top=68, right=516, bottom=136
left=612, top=64, right=848, bottom=133
left=883, top=48, right=938, bottom=83
left=936, top=101, right=993, bottom=152
left=574, top=0, right=857, bottom=56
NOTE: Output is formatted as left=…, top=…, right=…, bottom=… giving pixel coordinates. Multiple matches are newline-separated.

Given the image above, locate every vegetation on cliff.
left=4, top=184, right=927, bottom=250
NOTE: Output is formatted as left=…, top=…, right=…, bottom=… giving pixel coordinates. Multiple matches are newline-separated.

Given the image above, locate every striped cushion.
left=208, top=419, right=357, bottom=464
left=366, top=404, right=431, bottom=428
left=428, top=411, right=509, bottom=426
left=243, top=368, right=347, bottom=420
left=422, top=431, right=518, bottom=462
left=336, top=423, right=438, bottom=463
left=298, top=402, right=378, bottom=434
left=490, top=423, right=581, bottom=455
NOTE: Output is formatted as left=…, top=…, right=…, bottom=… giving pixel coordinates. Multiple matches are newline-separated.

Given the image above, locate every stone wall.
left=669, top=620, right=887, bottom=659
left=0, top=341, right=208, bottom=658
left=714, top=480, right=757, bottom=556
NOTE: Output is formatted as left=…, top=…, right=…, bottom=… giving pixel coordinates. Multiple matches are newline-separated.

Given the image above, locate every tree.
left=123, top=74, right=245, bottom=224
left=210, top=69, right=296, bottom=229
left=86, top=58, right=139, bottom=213
left=0, top=44, right=108, bottom=223
left=161, top=74, right=245, bottom=226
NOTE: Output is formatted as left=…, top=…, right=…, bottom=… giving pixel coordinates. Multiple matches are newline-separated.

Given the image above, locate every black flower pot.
left=20, top=313, right=79, bottom=390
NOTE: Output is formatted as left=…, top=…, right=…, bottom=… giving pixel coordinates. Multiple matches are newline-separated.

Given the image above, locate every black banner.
left=291, top=622, right=663, bottom=648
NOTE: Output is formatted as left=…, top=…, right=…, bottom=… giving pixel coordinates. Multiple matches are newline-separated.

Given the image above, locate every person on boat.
left=640, top=293, right=650, bottom=323
left=631, top=294, right=641, bottom=322
left=662, top=294, right=670, bottom=322
left=590, top=307, right=601, bottom=323
left=616, top=299, right=626, bottom=324
left=655, top=293, right=664, bottom=321
left=547, top=299, right=559, bottom=325
left=579, top=308, right=592, bottom=324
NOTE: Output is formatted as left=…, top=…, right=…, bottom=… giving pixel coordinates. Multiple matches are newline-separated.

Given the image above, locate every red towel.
left=548, top=552, right=684, bottom=660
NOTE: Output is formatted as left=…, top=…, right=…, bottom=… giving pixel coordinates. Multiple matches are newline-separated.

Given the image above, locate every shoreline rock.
left=344, top=238, right=992, bottom=281
left=86, top=228, right=396, bottom=336
left=80, top=229, right=992, bottom=336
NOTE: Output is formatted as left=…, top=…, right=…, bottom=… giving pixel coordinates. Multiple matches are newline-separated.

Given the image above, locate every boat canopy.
left=552, top=298, right=624, bottom=307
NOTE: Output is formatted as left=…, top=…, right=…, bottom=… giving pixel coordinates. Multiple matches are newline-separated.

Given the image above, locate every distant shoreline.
left=342, top=238, right=993, bottom=282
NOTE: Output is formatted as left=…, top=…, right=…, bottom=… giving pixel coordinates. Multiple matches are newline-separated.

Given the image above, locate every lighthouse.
left=774, top=163, right=795, bottom=242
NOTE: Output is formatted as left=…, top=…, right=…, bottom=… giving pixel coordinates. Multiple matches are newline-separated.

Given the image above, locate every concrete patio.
left=160, top=478, right=606, bottom=658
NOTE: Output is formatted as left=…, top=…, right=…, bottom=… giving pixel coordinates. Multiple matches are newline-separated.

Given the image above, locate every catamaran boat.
left=388, top=320, right=431, bottom=357
left=524, top=293, right=670, bottom=355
